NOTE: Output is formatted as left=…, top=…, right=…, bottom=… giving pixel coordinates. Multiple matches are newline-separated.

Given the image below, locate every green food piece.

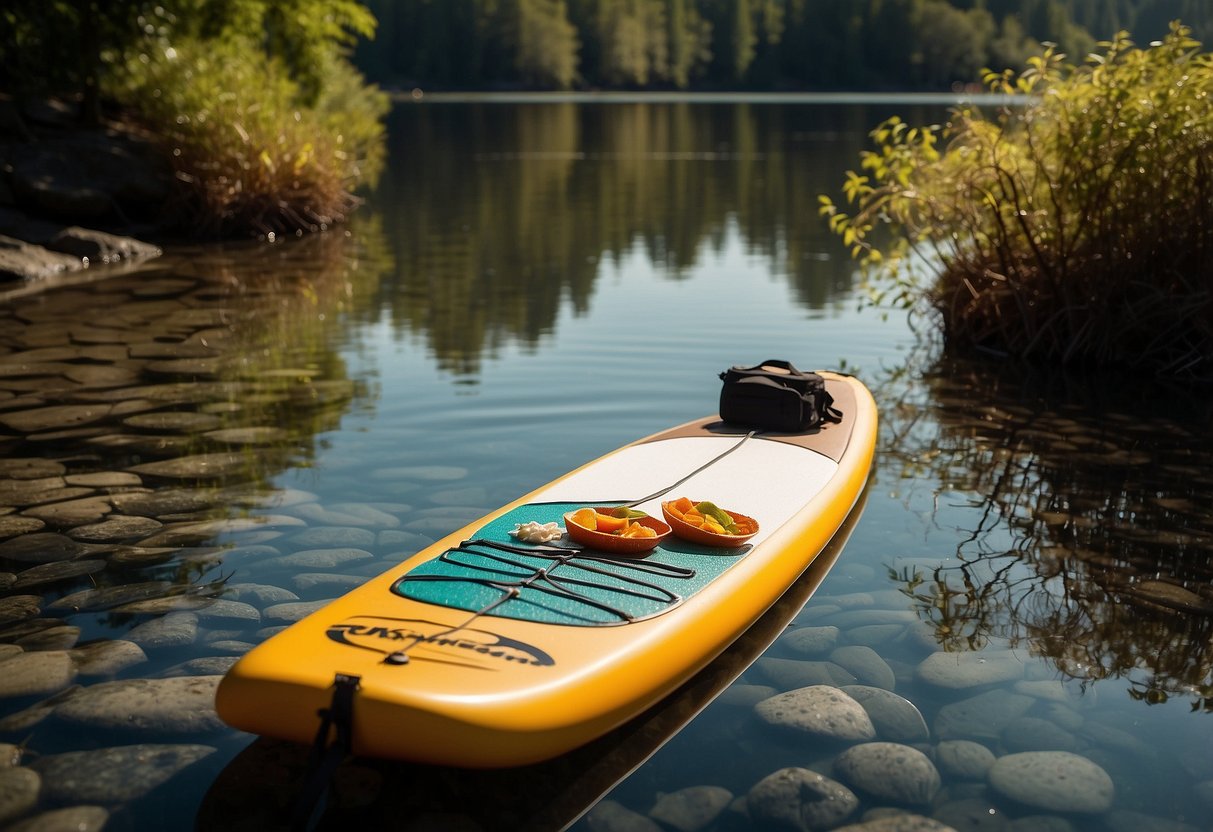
left=694, top=501, right=738, bottom=533
left=610, top=507, right=648, bottom=519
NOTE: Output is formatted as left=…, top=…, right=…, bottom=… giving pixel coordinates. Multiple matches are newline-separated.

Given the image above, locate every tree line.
left=354, top=0, right=1213, bottom=91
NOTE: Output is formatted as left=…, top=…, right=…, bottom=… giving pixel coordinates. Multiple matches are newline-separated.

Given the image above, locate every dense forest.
left=354, top=0, right=1213, bottom=91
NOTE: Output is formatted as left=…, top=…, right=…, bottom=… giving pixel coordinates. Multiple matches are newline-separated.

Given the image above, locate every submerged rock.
left=0, top=516, right=45, bottom=539
left=830, top=646, right=896, bottom=691
left=123, top=411, right=223, bottom=433
left=932, top=798, right=1010, bottom=832
left=916, top=650, right=1026, bottom=689
left=1012, top=680, right=1090, bottom=706
left=125, top=611, right=199, bottom=649
left=0, top=651, right=76, bottom=698
left=833, top=815, right=957, bottom=831
left=160, top=656, right=240, bottom=677
left=934, top=740, right=996, bottom=781
left=12, top=559, right=106, bottom=589
left=0, top=686, right=81, bottom=733
left=585, top=799, right=663, bottom=832
left=292, top=572, right=366, bottom=596
left=987, top=751, right=1114, bottom=814
left=754, top=657, right=856, bottom=689
left=1000, top=716, right=1079, bottom=753
left=754, top=685, right=876, bottom=743
left=69, top=639, right=148, bottom=676
left=648, top=785, right=733, bottom=832
left=371, top=465, right=467, bottom=482
left=30, top=743, right=216, bottom=805
left=0, top=595, right=42, bottom=625
left=286, top=527, right=377, bottom=549
left=67, top=515, right=162, bottom=542
left=781, top=625, right=840, bottom=657
left=934, top=690, right=1035, bottom=741
left=746, top=767, right=859, bottom=831
left=265, top=547, right=375, bottom=570
left=50, top=675, right=224, bottom=734
left=22, top=495, right=113, bottom=527
left=0, top=403, right=112, bottom=434
left=224, top=582, right=299, bottom=605
left=716, top=683, right=778, bottom=709
left=50, top=580, right=173, bottom=613
left=108, top=487, right=223, bottom=517
left=1004, top=819, right=1072, bottom=829
left=3, top=805, right=110, bottom=832
left=263, top=600, right=332, bottom=623
left=193, top=599, right=261, bottom=623
left=63, top=471, right=142, bottom=488
left=0, top=459, right=66, bottom=480
left=14, top=624, right=79, bottom=652
left=128, top=452, right=250, bottom=480
left=833, top=742, right=941, bottom=806
left=840, top=685, right=929, bottom=742
left=0, top=766, right=40, bottom=824
left=0, top=533, right=91, bottom=564
left=1103, top=809, right=1201, bottom=832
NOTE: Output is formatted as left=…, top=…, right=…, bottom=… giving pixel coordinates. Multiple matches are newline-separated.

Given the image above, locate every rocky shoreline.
left=0, top=97, right=174, bottom=285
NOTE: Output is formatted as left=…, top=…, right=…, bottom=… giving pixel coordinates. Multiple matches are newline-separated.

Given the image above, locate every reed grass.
left=108, top=36, right=388, bottom=237
left=821, top=22, right=1213, bottom=381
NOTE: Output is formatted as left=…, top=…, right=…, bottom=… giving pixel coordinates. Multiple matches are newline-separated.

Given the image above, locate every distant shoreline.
left=389, top=90, right=1024, bottom=107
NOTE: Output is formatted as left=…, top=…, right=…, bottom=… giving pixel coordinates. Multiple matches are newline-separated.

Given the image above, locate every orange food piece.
left=569, top=508, right=598, bottom=531
left=670, top=497, right=695, bottom=516
left=620, top=522, right=656, bottom=538
left=594, top=511, right=628, bottom=534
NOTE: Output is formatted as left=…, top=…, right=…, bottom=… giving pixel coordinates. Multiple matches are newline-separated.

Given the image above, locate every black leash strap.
left=290, top=673, right=361, bottom=831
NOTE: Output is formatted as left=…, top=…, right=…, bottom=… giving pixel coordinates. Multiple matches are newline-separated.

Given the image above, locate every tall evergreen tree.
left=509, top=0, right=579, bottom=88
left=731, top=0, right=757, bottom=80
left=655, top=0, right=713, bottom=88
left=667, top=0, right=694, bottom=86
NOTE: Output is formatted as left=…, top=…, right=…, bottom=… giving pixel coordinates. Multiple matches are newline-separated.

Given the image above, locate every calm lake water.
left=0, top=97, right=1210, bottom=831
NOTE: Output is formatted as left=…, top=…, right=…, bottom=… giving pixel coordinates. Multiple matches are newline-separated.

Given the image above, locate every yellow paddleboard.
left=215, top=372, right=877, bottom=767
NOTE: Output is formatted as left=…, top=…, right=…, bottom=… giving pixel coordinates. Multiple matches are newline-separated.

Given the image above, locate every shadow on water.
left=194, top=485, right=871, bottom=832
left=879, top=349, right=1213, bottom=710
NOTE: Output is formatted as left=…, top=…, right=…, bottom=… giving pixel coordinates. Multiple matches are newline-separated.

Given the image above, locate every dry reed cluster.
left=822, top=22, right=1213, bottom=381
left=110, top=37, right=388, bottom=237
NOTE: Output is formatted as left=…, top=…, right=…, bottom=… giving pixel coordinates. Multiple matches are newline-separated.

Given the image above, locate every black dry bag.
left=718, top=360, right=842, bottom=432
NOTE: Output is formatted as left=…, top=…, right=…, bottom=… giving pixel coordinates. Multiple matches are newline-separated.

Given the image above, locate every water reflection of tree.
left=175, top=220, right=392, bottom=482
left=880, top=349, right=1213, bottom=711
left=368, top=100, right=946, bottom=377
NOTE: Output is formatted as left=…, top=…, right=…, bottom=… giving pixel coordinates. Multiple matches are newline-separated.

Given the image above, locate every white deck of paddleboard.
left=535, top=435, right=839, bottom=547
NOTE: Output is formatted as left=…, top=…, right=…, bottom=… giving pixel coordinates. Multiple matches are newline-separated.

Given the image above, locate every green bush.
left=821, top=22, right=1213, bottom=380
left=108, top=35, right=388, bottom=237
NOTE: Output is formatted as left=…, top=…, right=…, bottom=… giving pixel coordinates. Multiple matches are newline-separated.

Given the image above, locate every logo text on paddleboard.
left=326, top=616, right=554, bottom=668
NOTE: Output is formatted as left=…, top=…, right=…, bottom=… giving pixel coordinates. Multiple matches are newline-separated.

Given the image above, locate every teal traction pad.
left=392, top=503, right=751, bottom=627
